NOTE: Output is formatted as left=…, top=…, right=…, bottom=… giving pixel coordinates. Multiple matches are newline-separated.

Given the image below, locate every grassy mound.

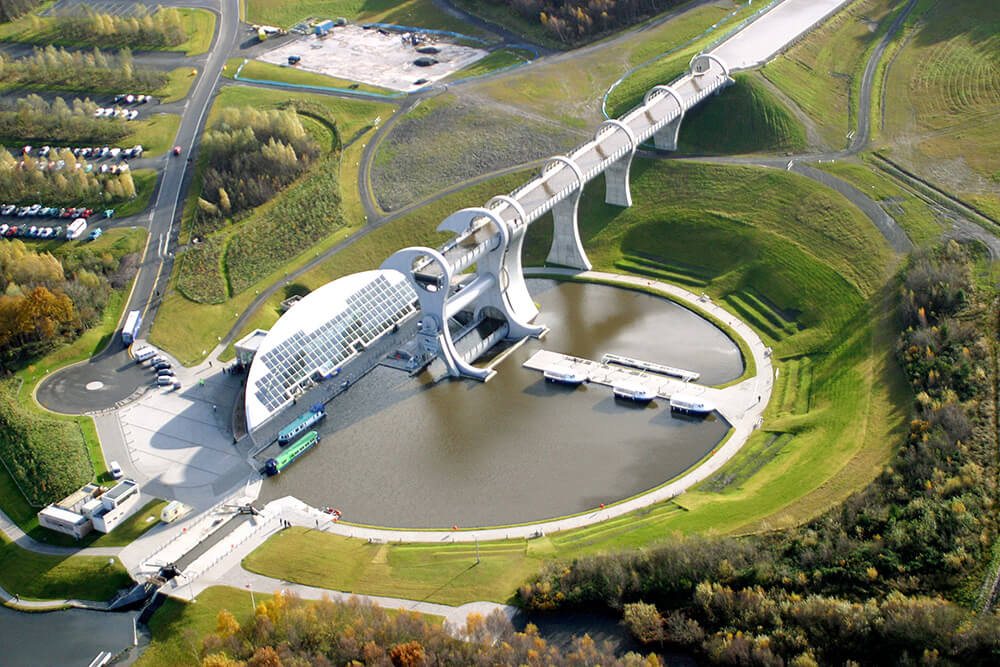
left=0, top=380, right=91, bottom=506
left=676, top=73, right=807, bottom=154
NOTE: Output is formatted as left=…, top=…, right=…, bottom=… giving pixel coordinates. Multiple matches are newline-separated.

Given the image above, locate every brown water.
left=259, top=280, right=742, bottom=528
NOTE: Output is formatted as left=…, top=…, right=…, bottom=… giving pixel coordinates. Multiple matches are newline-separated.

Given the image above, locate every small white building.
left=37, top=505, right=93, bottom=539
left=91, top=479, right=141, bottom=533
left=234, top=329, right=269, bottom=366
left=37, top=479, right=142, bottom=538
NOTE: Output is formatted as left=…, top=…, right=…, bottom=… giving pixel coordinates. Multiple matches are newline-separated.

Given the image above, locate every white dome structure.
left=245, top=270, right=417, bottom=430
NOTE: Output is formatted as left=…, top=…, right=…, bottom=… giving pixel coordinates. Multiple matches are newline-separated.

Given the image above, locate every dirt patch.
left=258, top=25, right=488, bottom=92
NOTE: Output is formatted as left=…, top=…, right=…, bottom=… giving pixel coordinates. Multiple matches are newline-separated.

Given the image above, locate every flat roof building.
left=245, top=270, right=417, bottom=430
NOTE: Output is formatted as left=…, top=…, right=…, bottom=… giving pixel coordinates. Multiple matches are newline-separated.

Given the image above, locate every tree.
left=624, top=602, right=663, bottom=644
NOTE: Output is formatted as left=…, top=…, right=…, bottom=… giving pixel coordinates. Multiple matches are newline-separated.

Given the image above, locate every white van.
left=66, top=217, right=87, bottom=240
left=133, top=346, right=156, bottom=362
left=109, top=460, right=123, bottom=479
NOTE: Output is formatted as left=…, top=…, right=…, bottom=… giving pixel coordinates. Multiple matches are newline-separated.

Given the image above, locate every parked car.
left=38, top=146, right=50, bottom=157
left=109, top=460, right=123, bottom=479
left=5, top=226, right=17, bottom=237
left=87, top=227, right=103, bottom=241
left=156, top=368, right=175, bottom=377
left=0, top=224, right=7, bottom=235
left=156, top=375, right=175, bottom=386
left=153, top=362, right=171, bottom=371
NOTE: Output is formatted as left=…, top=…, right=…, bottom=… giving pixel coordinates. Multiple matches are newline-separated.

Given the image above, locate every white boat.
left=612, top=381, right=656, bottom=403
left=544, top=368, right=587, bottom=386
left=669, top=394, right=713, bottom=414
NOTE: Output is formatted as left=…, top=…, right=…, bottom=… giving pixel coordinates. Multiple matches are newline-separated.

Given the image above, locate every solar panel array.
left=253, top=275, right=418, bottom=415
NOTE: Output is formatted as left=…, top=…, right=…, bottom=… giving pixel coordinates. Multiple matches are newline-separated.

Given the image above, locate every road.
left=36, top=0, right=240, bottom=414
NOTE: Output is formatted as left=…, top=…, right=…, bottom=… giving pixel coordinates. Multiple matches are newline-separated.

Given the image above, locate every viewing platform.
left=600, top=352, right=700, bottom=382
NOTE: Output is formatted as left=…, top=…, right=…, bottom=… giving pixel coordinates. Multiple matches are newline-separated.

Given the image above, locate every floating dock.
left=600, top=352, right=699, bottom=382
left=523, top=350, right=731, bottom=418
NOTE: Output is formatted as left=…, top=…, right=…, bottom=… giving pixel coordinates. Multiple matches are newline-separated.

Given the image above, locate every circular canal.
left=258, top=279, right=744, bottom=528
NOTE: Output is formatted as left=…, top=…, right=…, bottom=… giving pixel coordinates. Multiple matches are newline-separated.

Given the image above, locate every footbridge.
left=382, top=53, right=733, bottom=380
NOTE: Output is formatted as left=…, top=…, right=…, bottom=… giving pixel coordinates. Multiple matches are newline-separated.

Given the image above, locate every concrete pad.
left=713, top=0, right=853, bottom=70
left=256, top=26, right=488, bottom=92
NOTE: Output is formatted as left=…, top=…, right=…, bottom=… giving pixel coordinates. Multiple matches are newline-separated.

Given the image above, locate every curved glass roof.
left=245, top=270, right=418, bottom=430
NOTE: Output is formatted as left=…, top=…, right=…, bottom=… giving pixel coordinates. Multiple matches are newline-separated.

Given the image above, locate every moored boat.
left=612, top=381, right=656, bottom=403
left=669, top=394, right=713, bottom=414
left=544, top=368, right=587, bottom=386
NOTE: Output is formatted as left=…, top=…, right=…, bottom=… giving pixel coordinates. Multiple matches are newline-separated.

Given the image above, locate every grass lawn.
left=761, top=0, right=899, bottom=149
left=816, top=159, right=943, bottom=246
left=175, top=8, right=217, bottom=56
left=112, top=169, right=158, bottom=218
left=88, top=499, right=168, bottom=547
left=246, top=527, right=540, bottom=605
left=120, top=113, right=181, bottom=158
left=467, top=1, right=756, bottom=130
left=0, top=8, right=216, bottom=56
left=0, top=533, right=132, bottom=601
left=149, top=85, right=393, bottom=364
left=371, top=93, right=576, bottom=211
left=226, top=58, right=394, bottom=96
left=157, top=67, right=199, bottom=104
left=881, top=0, right=1000, bottom=223
left=246, top=0, right=492, bottom=39
left=234, top=158, right=904, bottom=605
left=445, top=47, right=535, bottom=80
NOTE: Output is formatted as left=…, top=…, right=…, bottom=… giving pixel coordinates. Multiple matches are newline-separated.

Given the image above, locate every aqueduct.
left=381, top=53, right=734, bottom=380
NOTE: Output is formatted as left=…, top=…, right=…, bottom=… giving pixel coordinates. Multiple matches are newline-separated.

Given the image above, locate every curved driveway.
left=36, top=0, right=239, bottom=414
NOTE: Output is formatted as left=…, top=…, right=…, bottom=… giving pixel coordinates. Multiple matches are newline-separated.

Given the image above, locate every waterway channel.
left=258, top=279, right=743, bottom=528
left=0, top=604, right=137, bottom=665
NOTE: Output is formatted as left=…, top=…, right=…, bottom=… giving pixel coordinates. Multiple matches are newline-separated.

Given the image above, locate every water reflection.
left=260, top=280, right=742, bottom=528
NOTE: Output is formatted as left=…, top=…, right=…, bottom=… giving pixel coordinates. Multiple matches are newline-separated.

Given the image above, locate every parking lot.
left=256, top=25, right=489, bottom=91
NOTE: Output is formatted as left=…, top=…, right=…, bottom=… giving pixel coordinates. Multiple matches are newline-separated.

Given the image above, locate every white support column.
left=644, top=85, right=685, bottom=152
left=597, top=120, right=637, bottom=208
left=541, top=156, right=591, bottom=271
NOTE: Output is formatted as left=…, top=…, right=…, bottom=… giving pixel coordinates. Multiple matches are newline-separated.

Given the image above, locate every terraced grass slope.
left=761, top=0, right=899, bottom=149
left=882, top=0, right=1000, bottom=221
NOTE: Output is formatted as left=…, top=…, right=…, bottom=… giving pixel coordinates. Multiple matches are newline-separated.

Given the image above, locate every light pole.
left=475, top=535, right=480, bottom=564
left=247, top=583, right=255, bottom=611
